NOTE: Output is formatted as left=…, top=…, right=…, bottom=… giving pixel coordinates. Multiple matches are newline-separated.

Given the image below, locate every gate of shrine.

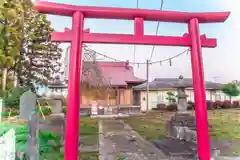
left=34, top=1, right=230, bottom=160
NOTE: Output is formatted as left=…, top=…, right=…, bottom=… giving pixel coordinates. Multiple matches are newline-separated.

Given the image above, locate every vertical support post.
left=65, top=11, right=84, bottom=160
left=188, top=18, right=210, bottom=160
left=146, top=59, right=149, bottom=111
left=134, top=17, right=144, bottom=36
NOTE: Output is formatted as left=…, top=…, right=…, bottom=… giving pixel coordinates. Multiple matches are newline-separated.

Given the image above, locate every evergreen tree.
left=13, top=0, right=62, bottom=86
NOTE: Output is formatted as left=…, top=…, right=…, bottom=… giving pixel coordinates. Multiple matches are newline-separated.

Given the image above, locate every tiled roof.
left=96, top=61, right=146, bottom=87
left=133, top=78, right=223, bottom=90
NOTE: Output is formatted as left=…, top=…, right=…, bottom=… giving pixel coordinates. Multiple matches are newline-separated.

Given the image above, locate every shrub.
left=1, top=109, right=19, bottom=117
left=156, top=103, right=166, bottom=110
left=232, top=101, right=240, bottom=108
left=206, top=100, right=214, bottom=110
left=0, top=90, right=7, bottom=98
left=4, top=87, right=28, bottom=109
left=37, top=106, right=52, bottom=116
left=165, top=103, right=177, bottom=111
left=222, top=100, right=232, bottom=108
left=213, top=100, right=222, bottom=109
left=166, top=92, right=176, bottom=103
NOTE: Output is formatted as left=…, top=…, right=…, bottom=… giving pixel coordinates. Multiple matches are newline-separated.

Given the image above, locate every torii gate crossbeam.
left=34, top=1, right=230, bottom=160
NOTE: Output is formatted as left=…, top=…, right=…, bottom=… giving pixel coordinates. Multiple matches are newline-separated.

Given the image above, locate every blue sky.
left=44, top=0, right=240, bottom=83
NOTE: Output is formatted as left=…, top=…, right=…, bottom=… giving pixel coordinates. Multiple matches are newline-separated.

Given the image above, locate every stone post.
left=27, top=112, right=39, bottom=160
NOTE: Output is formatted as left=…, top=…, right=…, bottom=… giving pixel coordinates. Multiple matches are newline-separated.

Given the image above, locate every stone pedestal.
left=40, top=98, right=65, bottom=144
left=165, top=113, right=197, bottom=143
left=40, top=113, right=65, bottom=144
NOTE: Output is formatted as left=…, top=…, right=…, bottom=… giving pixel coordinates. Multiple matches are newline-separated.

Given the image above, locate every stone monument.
left=19, top=88, right=39, bottom=160
left=19, top=90, right=37, bottom=121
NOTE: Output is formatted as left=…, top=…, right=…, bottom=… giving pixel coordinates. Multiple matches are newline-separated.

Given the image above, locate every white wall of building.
left=139, top=89, right=231, bottom=111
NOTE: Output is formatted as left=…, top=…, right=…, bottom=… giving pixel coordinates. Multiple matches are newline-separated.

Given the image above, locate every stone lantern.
left=172, top=75, right=191, bottom=113
left=40, top=76, right=67, bottom=144
left=46, top=76, right=67, bottom=114
left=165, top=75, right=197, bottom=142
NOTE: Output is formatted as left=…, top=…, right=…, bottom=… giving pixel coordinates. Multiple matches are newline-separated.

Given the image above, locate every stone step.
left=154, top=139, right=222, bottom=159
left=153, top=139, right=194, bottom=158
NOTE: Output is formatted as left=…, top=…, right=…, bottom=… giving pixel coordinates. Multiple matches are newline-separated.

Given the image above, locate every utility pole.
left=146, top=59, right=150, bottom=111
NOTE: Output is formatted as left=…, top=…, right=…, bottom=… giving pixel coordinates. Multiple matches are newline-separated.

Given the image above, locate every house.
left=60, top=61, right=145, bottom=107
left=133, top=78, right=230, bottom=111
left=81, top=61, right=146, bottom=106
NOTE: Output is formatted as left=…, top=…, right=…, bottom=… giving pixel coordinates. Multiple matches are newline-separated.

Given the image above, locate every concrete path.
left=98, top=118, right=168, bottom=160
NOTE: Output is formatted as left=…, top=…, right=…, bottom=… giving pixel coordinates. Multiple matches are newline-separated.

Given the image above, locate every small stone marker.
left=19, top=90, right=37, bottom=121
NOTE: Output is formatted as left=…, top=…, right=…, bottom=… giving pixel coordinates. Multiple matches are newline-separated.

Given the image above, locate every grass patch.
left=208, top=110, right=240, bottom=140
left=121, top=113, right=168, bottom=141
left=79, top=152, right=99, bottom=160
left=40, top=117, right=99, bottom=159
left=41, top=151, right=99, bottom=160
left=80, top=117, right=99, bottom=136
left=79, top=117, right=99, bottom=147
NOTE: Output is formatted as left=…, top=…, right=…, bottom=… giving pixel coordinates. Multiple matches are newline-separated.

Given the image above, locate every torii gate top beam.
left=35, top=1, right=230, bottom=23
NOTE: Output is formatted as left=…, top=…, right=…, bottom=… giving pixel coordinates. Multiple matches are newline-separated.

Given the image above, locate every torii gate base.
left=34, top=1, right=230, bottom=160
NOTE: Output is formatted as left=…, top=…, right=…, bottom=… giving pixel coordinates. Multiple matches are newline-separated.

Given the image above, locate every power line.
left=84, top=44, right=190, bottom=65
left=149, top=0, right=164, bottom=61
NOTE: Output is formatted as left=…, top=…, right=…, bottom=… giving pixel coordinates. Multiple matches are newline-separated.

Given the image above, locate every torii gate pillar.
left=34, top=1, right=230, bottom=160
left=189, top=18, right=210, bottom=159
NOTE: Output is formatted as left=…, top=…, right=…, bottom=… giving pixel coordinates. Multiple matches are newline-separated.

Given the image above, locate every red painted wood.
left=189, top=18, right=211, bottom=160
left=35, top=1, right=230, bottom=23
left=134, top=17, right=144, bottom=36
left=65, top=11, right=83, bottom=160
left=51, top=31, right=216, bottom=47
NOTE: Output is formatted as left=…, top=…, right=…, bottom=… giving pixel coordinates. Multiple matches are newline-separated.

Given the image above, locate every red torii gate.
left=34, top=1, right=230, bottom=160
